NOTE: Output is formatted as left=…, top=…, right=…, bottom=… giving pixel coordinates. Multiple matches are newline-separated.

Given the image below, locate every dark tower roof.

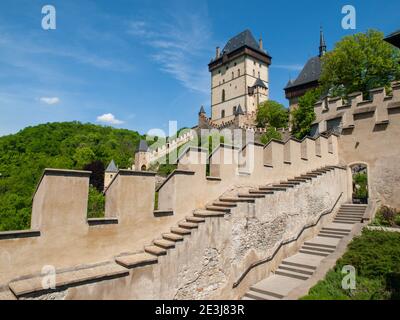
left=285, top=28, right=327, bottom=98
left=222, top=29, right=268, bottom=55
left=385, top=29, right=400, bottom=48
left=199, top=105, right=206, bottom=115
left=319, top=27, right=327, bottom=57
left=138, top=140, right=149, bottom=152
left=235, top=104, right=245, bottom=116
left=105, top=159, right=118, bottom=173
left=253, top=78, right=268, bottom=89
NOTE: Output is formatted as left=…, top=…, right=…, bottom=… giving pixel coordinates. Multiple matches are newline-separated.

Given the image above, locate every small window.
left=254, top=61, right=256, bottom=65
left=221, top=110, right=225, bottom=118
left=234, top=62, right=237, bottom=66
left=258, top=71, right=260, bottom=78
left=253, top=69, right=255, bottom=77
left=233, top=106, right=237, bottom=114
left=218, top=69, right=221, bottom=74
left=226, top=66, right=229, bottom=71
left=238, top=69, right=240, bottom=77
left=222, top=89, right=225, bottom=102
left=232, top=72, right=234, bottom=79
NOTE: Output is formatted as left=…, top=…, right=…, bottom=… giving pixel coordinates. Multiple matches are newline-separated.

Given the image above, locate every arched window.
left=141, top=165, right=147, bottom=171
left=222, top=89, right=225, bottom=102
left=233, top=106, right=237, bottom=114
left=221, top=110, right=225, bottom=118
left=238, top=69, right=240, bottom=77
left=232, top=72, right=234, bottom=80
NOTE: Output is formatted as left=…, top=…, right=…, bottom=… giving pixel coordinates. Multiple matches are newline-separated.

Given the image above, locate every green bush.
left=372, top=206, right=400, bottom=227
left=256, top=100, right=288, bottom=129
left=260, top=127, right=282, bottom=145
left=302, top=230, right=400, bottom=300
left=87, top=186, right=105, bottom=218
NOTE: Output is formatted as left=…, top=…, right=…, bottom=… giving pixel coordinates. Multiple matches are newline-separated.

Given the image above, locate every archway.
left=141, top=165, right=147, bottom=171
left=350, top=163, right=368, bottom=204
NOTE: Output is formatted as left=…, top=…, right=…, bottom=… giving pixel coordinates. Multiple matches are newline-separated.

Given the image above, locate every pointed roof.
left=385, top=29, right=400, bottom=48
left=235, top=104, right=245, bottom=116
left=319, top=27, right=327, bottom=57
left=222, top=29, right=268, bottom=55
left=253, top=78, right=267, bottom=89
left=138, top=140, right=149, bottom=152
left=105, top=159, right=118, bottom=173
left=199, top=105, right=206, bottom=114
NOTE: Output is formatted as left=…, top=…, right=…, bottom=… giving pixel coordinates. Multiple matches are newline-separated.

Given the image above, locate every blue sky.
left=0, top=0, right=399, bottom=136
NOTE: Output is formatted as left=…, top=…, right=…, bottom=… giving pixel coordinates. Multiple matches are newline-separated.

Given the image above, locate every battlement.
left=0, top=133, right=340, bottom=292
left=313, top=81, right=400, bottom=134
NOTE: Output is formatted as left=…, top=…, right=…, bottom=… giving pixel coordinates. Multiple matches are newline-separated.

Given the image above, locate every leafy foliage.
left=260, top=127, right=282, bottom=145
left=320, top=29, right=400, bottom=97
left=291, top=88, right=320, bottom=139
left=302, top=230, right=400, bottom=300
left=372, top=206, right=400, bottom=228
left=256, top=100, right=288, bottom=129
left=0, top=121, right=143, bottom=231
left=353, top=172, right=368, bottom=200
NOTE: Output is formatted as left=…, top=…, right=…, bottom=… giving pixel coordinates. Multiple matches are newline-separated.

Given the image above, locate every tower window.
left=238, top=69, right=240, bottom=77
left=254, top=60, right=256, bottom=65
left=258, top=71, right=260, bottom=78
left=222, top=89, right=225, bottom=102
left=253, top=69, right=255, bottom=77
left=232, top=72, right=234, bottom=80
left=233, top=106, right=237, bottom=114
left=221, top=110, right=225, bottom=118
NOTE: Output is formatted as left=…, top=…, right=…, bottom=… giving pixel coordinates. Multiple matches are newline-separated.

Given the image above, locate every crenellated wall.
left=313, top=81, right=400, bottom=208
left=0, top=133, right=343, bottom=299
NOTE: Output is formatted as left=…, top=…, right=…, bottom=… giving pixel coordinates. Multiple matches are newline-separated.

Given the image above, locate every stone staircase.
left=242, top=203, right=367, bottom=300
left=115, top=166, right=343, bottom=273
left=5, top=165, right=344, bottom=299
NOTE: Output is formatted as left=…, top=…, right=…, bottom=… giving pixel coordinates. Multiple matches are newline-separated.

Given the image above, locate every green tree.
left=73, top=146, right=95, bottom=168
left=291, top=88, right=320, bottom=140
left=260, top=127, right=282, bottom=145
left=320, top=29, right=400, bottom=97
left=256, top=100, right=289, bottom=129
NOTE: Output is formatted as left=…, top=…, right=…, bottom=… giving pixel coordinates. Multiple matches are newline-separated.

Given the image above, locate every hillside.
left=0, top=121, right=145, bottom=231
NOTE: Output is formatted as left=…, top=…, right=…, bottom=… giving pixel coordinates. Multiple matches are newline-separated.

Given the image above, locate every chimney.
left=216, top=46, right=220, bottom=58
left=259, top=36, right=263, bottom=50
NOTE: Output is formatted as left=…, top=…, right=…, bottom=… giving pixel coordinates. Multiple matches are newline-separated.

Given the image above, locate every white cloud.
left=271, top=64, right=304, bottom=71
left=96, top=113, right=124, bottom=125
left=126, top=12, right=211, bottom=94
left=40, top=97, right=60, bottom=105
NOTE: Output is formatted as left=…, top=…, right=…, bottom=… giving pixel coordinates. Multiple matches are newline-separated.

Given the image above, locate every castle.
left=0, top=28, right=400, bottom=301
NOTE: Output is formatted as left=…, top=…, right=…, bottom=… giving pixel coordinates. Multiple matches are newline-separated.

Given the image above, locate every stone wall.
left=313, top=81, right=400, bottom=208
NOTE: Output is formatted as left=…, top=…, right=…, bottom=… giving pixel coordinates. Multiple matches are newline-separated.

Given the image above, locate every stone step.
left=194, top=210, right=225, bottom=218
left=259, top=187, right=286, bottom=192
left=116, top=252, right=158, bottom=268
left=278, top=265, right=314, bottom=276
left=322, top=227, right=351, bottom=233
left=250, top=285, right=285, bottom=299
left=249, top=190, right=274, bottom=195
left=333, top=219, right=359, bottom=224
left=275, top=269, right=310, bottom=280
left=319, top=230, right=350, bottom=236
left=296, top=176, right=313, bottom=180
left=244, top=290, right=281, bottom=300
left=318, top=233, right=345, bottom=239
left=145, top=245, right=167, bottom=256
left=154, top=239, right=176, bottom=249
left=336, top=213, right=364, bottom=217
left=273, top=184, right=295, bottom=188
left=9, top=263, right=129, bottom=298
left=219, top=197, right=255, bottom=203
left=282, top=180, right=301, bottom=185
left=299, top=249, right=330, bottom=257
left=162, top=233, right=184, bottom=242
left=334, top=217, right=361, bottom=222
left=171, top=227, right=191, bottom=235
left=281, top=260, right=317, bottom=270
left=300, top=174, right=318, bottom=178
left=178, top=221, right=199, bottom=229
left=338, top=209, right=365, bottom=213
left=288, top=179, right=308, bottom=183
left=304, top=241, right=337, bottom=249
left=212, top=201, right=237, bottom=208
left=186, top=216, right=205, bottom=223
left=301, top=245, right=335, bottom=253
left=205, top=205, right=231, bottom=213
left=238, top=193, right=265, bottom=199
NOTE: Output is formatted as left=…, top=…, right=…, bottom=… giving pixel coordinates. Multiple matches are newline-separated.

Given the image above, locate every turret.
left=104, top=159, right=118, bottom=190
left=134, top=140, right=150, bottom=171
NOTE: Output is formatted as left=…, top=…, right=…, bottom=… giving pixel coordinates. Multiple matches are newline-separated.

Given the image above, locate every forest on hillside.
left=0, top=122, right=144, bottom=231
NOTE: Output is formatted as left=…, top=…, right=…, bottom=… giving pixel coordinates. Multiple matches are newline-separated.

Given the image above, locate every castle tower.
left=208, top=29, right=272, bottom=126
left=104, top=159, right=118, bottom=190
left=134, top=140, right=150, bottom=171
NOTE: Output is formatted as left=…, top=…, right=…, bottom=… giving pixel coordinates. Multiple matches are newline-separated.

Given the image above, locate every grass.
left=301, top=230, right=400, bottom=300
